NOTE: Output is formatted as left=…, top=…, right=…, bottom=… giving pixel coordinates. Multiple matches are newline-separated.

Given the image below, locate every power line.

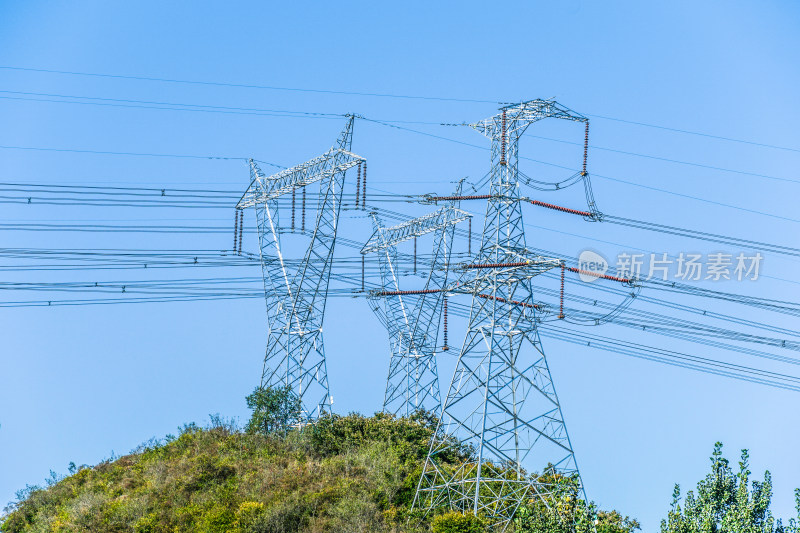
left=361, top=119, right=800, bottom=223
left=6, top=89, right=796, bottom=189
left=4, top=65, right=798, bottom=154
left=0, top=66, right=500, bottom=104
left=0, top=143, right=263, bottom=163
left=587, top=113, right=800, bottom=155
left=0, top=91, right=348, bottom=120
left=527, top=133, right=800, bottom=186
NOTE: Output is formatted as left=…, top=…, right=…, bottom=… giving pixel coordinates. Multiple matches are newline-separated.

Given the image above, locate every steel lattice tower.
left=236, top=118, right=364, bottom=420
left=362, top=198, right=470, bottom=417
left=413, top=100, right=588, bottom=529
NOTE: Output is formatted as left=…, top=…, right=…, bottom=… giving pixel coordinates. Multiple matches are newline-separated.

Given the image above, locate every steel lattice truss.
left=237, top=117, right=365, bottom=420
left=363, top=197, right=471, bottom=417
left=361, top=203, right=470, bottom=254
left=414, top=100, right=588, bottom=530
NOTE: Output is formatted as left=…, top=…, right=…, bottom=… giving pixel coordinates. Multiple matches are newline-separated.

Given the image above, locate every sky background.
left=1, top=1, right=799, bottom=530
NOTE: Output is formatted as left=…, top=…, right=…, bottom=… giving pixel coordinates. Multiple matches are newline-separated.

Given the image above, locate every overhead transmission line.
left=3, top=65, right=799, bottom=155
left=4, top=88, right=798, bottom=189
left=386, top=294, right=800, bottom=392
left=362, top=119, right=800, bottom=223
left=0, top=66, right=500, bottom=104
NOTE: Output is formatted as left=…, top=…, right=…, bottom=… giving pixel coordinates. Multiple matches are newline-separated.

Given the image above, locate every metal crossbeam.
left=361, top=206, right=471, bottom=254
left=237, top=151, right=364, bottom=209
left=470, top=98, right=586, bottom=138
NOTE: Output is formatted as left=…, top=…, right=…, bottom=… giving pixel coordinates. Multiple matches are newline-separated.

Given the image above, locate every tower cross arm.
left=236, top=149, right=365, bottom=209
left=470, top=98, right=588, bottom=138
left=361, top=207, right=471, bottom=255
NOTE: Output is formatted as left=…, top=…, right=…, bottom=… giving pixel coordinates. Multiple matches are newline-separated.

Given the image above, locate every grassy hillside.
left=1, top=412, right=637, bottom=532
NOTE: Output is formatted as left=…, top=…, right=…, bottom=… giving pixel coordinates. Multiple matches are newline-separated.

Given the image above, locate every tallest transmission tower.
left=413, top=100, right=589, bottom=529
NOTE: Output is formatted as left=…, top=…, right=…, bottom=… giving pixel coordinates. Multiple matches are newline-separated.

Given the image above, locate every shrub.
left=431, top=511, right=487, bottom=533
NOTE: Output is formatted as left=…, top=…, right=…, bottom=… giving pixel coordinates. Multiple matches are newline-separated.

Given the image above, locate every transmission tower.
left=413, top=100, right=589, bottom=529
left=236, top=117, right=365, bottom=420
left=362, top=196, right=471, bottom=417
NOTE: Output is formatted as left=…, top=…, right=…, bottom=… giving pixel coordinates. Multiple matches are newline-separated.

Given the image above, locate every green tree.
left=244, top=385, right=302, bottom=436
left=514, top=471, right=639, bottom=533
left=660, top=442, right=800, bottom=533
left=431, top=511, right=487, bottom=533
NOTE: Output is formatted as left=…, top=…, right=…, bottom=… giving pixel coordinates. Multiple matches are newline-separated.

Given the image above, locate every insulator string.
left=443, top=295, right=449, bottom=351
left=559, top=261, right=565, bottom=319
left=501, top=110, right=507, bottom=166
left=237, top=210, right=243, bottom=255
left=468, top=217, right=472, bottom=255
left=233, top=209, right=239, bottom=252
left=414, top=236, right=417, bottom=274
left=582, top=121, right=589, bottom=175
left=356, top=162, right=361, bottom=207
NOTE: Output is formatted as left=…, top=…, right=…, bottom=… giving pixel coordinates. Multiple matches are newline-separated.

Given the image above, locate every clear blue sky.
left=1, top=1, right=799, bottom=530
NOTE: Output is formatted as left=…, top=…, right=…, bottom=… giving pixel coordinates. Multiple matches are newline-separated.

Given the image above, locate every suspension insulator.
left=356, top=162, right=361, bottom=207
left=361, top=255, right=365, bottom=291
left=233, top=209, right=239, bottom=253
left=468, top=218, right=472, bottom=255
left=500, top=109, right=507, bottom=166
left=582, top=121, right=589, bottom=176
left=567, top=265, right=632, bottom=284
left=443, top=296, right=449, bottom=351
left=362, top=161, right=367, bottom=208
left=559, top=261, right=565, bottom=319
left=291, top=188, right=296, bottom=230
left=414, top=236, right=417, bottom=274
left=238, top=210, right=243, bottom=255
left=301, top=186, right=306, bottom=231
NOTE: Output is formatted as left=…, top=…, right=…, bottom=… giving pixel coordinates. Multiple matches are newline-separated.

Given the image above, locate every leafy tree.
left=515, top=470, right=639, bottom=533
left=660, top=442, right=800, bottom=533
left=244, top=385, right=302, bottom=436
left=431, top=511, right=487, bottom=533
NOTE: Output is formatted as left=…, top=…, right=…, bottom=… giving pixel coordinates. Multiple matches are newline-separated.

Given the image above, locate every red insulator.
left=582, top=121, right=589, bottom=176
left=559, top=262, right=565, bottom=319
left=566, top=266, right=631, bottom=284
left=529, top=199, right=593, bottom=218
left=233, top=209, right=239, bottom=253
left=356, top=162, right=361, bottom=207
left=301, top=186, right=306, bottom=231
left=291, top=188, right=296, bottom=230
left=238, top=210, right=243, bottom=255
left=477, top=292, right=540, bottom=309
left=362, top=161, right=367, bottom=208
left=500, top=110, right=507, bottom=166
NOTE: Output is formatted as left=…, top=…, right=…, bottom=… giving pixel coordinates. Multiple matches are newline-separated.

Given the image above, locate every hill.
left=1, top=412, right=637, bottom=532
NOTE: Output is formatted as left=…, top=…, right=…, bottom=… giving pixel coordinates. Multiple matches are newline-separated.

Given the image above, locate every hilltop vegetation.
left=0, top=387, right=639, bottom=532
left=19, top=386, right=797, bottom=532
left=1, top=411, right=442, bottom=532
